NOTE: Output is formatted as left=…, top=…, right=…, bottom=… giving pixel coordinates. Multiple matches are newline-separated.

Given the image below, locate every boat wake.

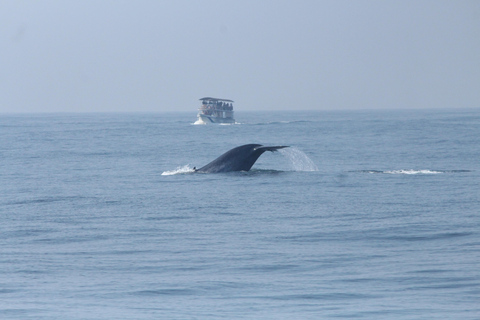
left=161, top=165, right=195, bottom=176
left=192, top=120, right=241, bottom=125
left=193, top=119, right=206, bottom=125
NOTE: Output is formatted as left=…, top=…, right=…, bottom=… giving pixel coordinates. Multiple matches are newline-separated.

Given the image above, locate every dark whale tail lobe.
left=196, top=144, right=289, bottom=173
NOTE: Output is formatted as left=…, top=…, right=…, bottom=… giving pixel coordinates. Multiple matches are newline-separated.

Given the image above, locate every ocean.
left=1, top=109, right=479, bottom=319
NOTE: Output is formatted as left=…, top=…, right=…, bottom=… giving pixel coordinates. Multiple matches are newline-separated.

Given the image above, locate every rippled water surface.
left=1, top=110, right=479, bottom=319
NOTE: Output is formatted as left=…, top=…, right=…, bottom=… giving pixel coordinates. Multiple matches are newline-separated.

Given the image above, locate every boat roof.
left=200, top=97, right=234, bottom=103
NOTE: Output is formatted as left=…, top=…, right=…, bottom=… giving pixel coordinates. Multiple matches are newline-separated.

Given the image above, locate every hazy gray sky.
left=1, top=0, right=479, bottom=113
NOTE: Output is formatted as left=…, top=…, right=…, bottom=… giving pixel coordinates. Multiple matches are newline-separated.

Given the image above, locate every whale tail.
left=254, top=146, right=289, bottom=152
left=196, top=144, right=290, bottom=173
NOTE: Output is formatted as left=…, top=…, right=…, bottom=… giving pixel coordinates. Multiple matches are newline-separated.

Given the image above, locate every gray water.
left=1, top=109, right=479, bottom=319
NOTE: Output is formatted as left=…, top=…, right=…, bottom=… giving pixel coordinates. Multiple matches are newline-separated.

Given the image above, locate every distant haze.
left=1, top=0, right=479, bottom=113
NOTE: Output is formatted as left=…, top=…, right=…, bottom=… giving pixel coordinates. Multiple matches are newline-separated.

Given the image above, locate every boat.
left=195, top=97, right=235, bottom=124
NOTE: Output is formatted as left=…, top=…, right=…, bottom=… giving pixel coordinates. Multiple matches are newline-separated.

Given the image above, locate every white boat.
left=196, top=97, right=235, bottom=124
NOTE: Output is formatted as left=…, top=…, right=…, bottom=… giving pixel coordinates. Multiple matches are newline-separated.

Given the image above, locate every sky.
left=1, top=0, right=479, bottom=113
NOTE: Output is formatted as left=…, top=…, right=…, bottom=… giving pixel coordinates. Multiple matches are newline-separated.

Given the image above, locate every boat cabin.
left=197, top=97, right=235, bottom=123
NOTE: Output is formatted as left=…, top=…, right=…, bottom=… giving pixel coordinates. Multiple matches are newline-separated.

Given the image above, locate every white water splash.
left=279, top=147, right=318, bottom=172
left=193, top=119, right=206, bottom=125
left=161, top=165, right=195, bottom=176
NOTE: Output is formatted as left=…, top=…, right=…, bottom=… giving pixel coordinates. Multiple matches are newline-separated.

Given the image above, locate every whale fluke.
left=196, top=144, right=289, bottom=173
left=254, top=145, right=288, bottom=152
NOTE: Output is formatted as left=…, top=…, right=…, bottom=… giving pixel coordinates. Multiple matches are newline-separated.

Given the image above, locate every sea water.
left=1, top=109, right=479, bottom=319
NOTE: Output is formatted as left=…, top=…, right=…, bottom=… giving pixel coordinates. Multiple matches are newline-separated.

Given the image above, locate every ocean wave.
left=385, top=169, right=443, bottom=175
left=3, top=195, right=90, bottom=206
left=357, top=169, right=471, bottom=175
left=252, top=120, right=312, bottom=126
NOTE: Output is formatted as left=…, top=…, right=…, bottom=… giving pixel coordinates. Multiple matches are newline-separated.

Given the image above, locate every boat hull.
left=197, top=114, right=235, bottom=124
